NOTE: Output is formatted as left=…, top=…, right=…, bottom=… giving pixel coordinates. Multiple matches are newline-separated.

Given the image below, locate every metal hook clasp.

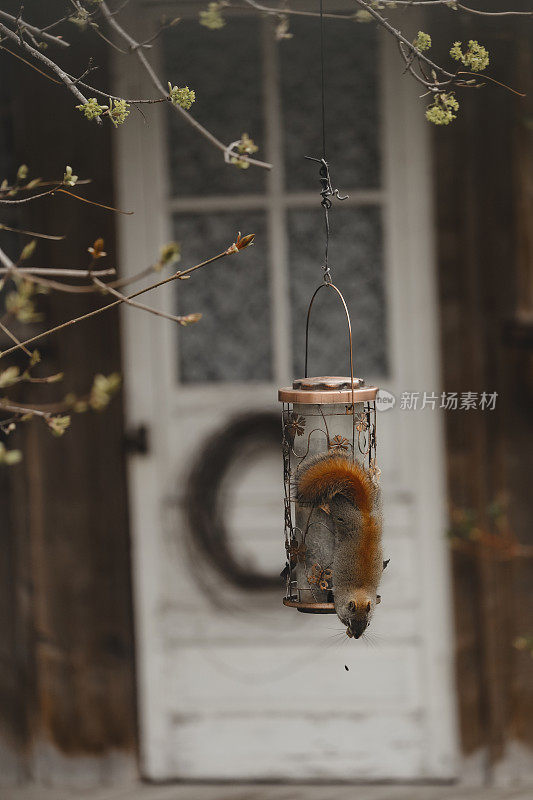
left=305, top=156, right=349, bottom=209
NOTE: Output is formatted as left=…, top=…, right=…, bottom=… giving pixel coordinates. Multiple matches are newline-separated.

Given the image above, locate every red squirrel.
left=296, top=452, right=385, bottom=638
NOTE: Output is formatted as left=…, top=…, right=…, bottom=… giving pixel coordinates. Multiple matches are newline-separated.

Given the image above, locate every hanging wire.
left=320, top=0, right=327, bottom=161
left=305, top=0, right=347, bottom=285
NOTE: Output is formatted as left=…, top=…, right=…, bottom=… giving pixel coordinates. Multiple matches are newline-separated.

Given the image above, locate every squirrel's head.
left=334, top=587, right=376, bottom=639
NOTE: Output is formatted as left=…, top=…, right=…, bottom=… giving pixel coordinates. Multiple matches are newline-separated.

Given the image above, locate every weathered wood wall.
left=0, top=0, right=531, bottom=787
left=0, top=0, right=137, bottom=784
left=433, top=4, right=533, bottom=782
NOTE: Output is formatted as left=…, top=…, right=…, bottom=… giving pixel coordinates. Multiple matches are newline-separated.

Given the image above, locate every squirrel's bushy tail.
left=296, top=452, right=377, bottom=512
left=296, top=453, right=383, bottom=591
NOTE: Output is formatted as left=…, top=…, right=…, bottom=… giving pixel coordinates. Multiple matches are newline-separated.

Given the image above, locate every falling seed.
left=345, top=665, right=349, bottom=671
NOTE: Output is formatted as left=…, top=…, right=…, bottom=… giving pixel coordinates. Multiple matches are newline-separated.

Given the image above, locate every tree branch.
left=351, top=0, right=455, bottom=79
left=98, top=1, right=271, bottom=169
left=0, top=239, right=253, bottom=359
left=0, top=267, right=116, bottom=278
left=0, top=400, right=50, bottom=419
left=90, top=272, right=197, bottom=325
left=0, top=320, right=32, bottom=356
left=373, top=1, right=533, bottom=15
left=0, top=21, right=101, bottom=123
left=0, top=10, right=70, bottom=47
left=238, top=0, right=357, bottom=20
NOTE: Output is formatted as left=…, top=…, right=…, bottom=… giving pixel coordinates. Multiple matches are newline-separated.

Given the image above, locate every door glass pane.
left=280, top=18, right=381, bottom=191
left=162, top=19, right=265, bottom=197
left=288, top=206, right=387, bottom=379
left=173, top=212, right=271, bottom=383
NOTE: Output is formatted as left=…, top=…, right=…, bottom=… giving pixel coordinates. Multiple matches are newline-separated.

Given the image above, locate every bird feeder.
left=279, top=283, right=379, bottom=613
left=278, top=0, right=382, bottom=614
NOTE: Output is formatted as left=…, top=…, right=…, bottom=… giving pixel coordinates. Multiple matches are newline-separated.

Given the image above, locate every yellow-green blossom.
left=0, top=442, right=22, bottom=466
left=414, top=31, right=432, bottom=52
left=159, top=241, right=181, bottom=269
left=425, top=93, right=459, bottom=126
left=90, top=373, right=121, bottom=411
left=76, top=98, right=107, bottom=120
left=0, top=366, right=20, bottom=389
left=450, top=40, right=489, bottom=72
left=108, top=98, right=130, bottom=127
left=230, top=133, right=259, bottom=168
left=47, top=415, right=71, bottom=437
left=69, top=9, right=90, bottom=29
left=237, top=133, right=258, bottom=156
left=230, top=158, right=250, bottom=170
left=5, top=280, right=42, bottom=323
left=514, top=635, right=533, bottom=657
left=168, top=83, right=196, bottom=110
left=199, top=2, right=225, bottom=30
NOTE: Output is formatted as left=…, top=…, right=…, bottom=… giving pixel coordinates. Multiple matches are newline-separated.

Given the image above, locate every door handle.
left=124, top=424, right=149, bottom=455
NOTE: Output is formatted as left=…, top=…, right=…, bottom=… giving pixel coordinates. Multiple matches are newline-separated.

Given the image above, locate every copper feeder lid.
left=278, top=375, right=378, bottom=404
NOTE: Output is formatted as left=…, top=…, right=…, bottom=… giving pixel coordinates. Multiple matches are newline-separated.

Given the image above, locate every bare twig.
left=107, top=263, right=157, bottom=290
left=0, top=248, right=98, bottom=294
left=2, top=272, right=110, bottom=295
left=91, top=25, right=131, bottom=55
left=456, top=2, right=532, bottom=15
left=238, top=0, right=357, bottom=20
left=0, top=246, right=16, bottom=271
left=0, top=222, right=65, bottom=240
left=0, top=186, right=58, bottom=205
left=0, top=320, right=32, bottom=356
left=0, top=44, right=64, bottom=84
left=90, top=272, right=195, bottom=324
left=0, top=242, right=251, bottom=359
left=375, top=0, right=533, bottom=15
left=55, top=188, right=134, bottom=214
left=0, top=400, right=50, bottom=419
left=0, top=10, right=70, bottom=47
left=0, top=267, right=116, bottom=278
left=240, top=0, right=533, bottom=23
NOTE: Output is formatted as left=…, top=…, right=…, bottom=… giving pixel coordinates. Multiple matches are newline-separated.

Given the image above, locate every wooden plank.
left=6, top=785, right=533, bottom=800
left=433, top=1, right=533, bottom=780
left=0, top=0, right=137, bottom=781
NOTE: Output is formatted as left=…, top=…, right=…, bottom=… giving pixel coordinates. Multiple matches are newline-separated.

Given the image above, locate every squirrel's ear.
left=318, top=502, right=331, bottom=515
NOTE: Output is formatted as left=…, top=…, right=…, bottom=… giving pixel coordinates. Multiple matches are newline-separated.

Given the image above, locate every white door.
left=115, top=5, right=457, bottom=781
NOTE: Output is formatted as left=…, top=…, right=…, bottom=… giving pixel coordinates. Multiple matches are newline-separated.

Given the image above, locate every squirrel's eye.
left=337, top=516, right=344, bottom=522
